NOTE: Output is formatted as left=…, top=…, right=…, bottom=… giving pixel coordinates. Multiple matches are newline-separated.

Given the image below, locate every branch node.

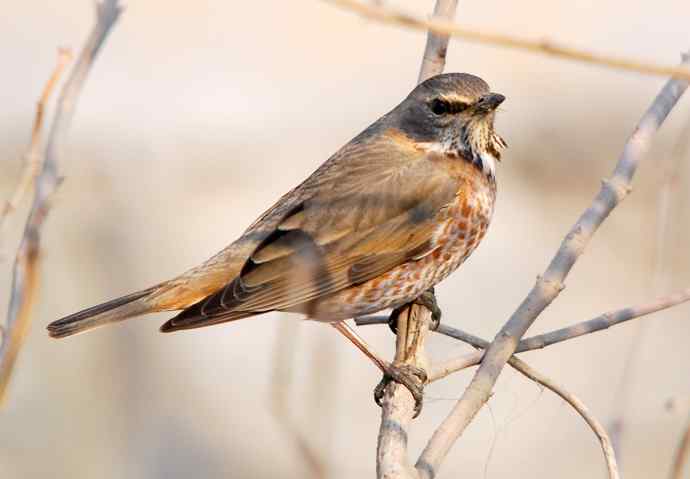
left=601, top=177, right=632, bottom=203
left=536, top=276, right=565, bottom=296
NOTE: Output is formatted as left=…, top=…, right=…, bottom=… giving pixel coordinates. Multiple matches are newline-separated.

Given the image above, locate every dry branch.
left=325, top=0, right=690, bottom=82
left=357, top=286, right=690, bottom=382
left=429, top=286, right=690, bottom=381
left=418, top=325, right=621, bottom=477
left=0, top=0, right=123, bottom=405
left=414, top=53, right=690, bottom=479
left=416, top=0, right=458, bottom=84
left=510, top=357, right=620, bottom=479
left=0, top=51, right=72, bottom=401
left=0, top=49, right=72, bottom=240
left=376, top=2, right=457, bottom=478
left=0, top=50, right=72, bottom=380
left=378, top=304, right=433, bottom=479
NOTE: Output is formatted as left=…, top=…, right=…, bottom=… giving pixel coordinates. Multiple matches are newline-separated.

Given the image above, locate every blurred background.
left=1, top=1, right=690, bottom=478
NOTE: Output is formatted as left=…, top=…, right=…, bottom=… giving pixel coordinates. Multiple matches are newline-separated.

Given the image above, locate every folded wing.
left=161, top=129, right=458, bottom=331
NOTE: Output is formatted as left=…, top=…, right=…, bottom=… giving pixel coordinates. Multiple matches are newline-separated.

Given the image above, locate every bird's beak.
left=477, top=92, right=505, bottom=112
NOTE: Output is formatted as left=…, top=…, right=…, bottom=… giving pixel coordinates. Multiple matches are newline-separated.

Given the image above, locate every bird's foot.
left=387, top=305, right=404, bottom=334
left=374, top=362, right=427, bottom=418
left=413, top=287, right=442, bottom=331
left=388, top=288, right=441, bottom=333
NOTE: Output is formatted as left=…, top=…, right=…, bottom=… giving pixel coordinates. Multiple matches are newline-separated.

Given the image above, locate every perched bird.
left=48, top=73, right=506, bottom=388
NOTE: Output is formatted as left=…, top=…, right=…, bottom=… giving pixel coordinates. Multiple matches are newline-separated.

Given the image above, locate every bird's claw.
left=387, top=288, right=442, bottom=334
left=374, top=362, right=427, bottom=418
left=413, top=288, right=442, bottom=330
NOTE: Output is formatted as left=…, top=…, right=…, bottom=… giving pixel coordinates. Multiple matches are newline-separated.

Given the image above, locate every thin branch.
left=417, top=0, right=458, bottom=83
left=0, top=0, right=123, bottom=405
left=415, top=53, right=690, bottom=479
left=376, top=2, right=457, bottom=478
left=412, top=323, right=620, bottom=477
left=357, top=285, right=690, bottom=382
left=509, top=357, right=620, bottom=479
left=511, top=287, right=690, bottom=353
left=325, top=0, right=690, bottom=82
left=377, top=304, right=432, bottom=479
left=0, top=49, right=72, bottom=241
left=669, top=413, right=690, bottom=479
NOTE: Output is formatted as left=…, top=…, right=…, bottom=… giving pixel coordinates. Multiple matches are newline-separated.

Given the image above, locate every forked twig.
left=0, top=49, right=72, bottom=240
left=0, top=0, right=123, bottom=405
left=356, top=287, right=690, bottom=382
left=427, top=287, right=690, bottom=381
left=420, top=324, right=620, bottom=478
left=510, top=357, right=619, bottom=479
left=414, top=53, right=690, bottom=479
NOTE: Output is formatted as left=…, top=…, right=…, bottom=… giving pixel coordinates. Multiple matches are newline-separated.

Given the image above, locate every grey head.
left=386, top=72, right=507, bottom=177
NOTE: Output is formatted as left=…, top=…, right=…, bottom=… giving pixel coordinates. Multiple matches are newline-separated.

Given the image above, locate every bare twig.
left=357, top=286, right=690, bottom=382
left=415, top=53, right=690, bottom=479
left=325, top=0, right=690, bottom=82
left=669, top=413, right=690, bottom=479
left=437, top=326, right=623, bottom=476
left=416, top=325, right=620, bottom=477
left=0, top=0, right=123, bottom=405
left=378, top=304, right=432, bottom=479
left=0, top=49, right=72, bottom=241
left=376, top=2, right=457, bottom=478
left=510, top=357, right=620, bottom=479
left=510, top=287, right=690, bottom=353
left=417, top=0, right=458, bottom=83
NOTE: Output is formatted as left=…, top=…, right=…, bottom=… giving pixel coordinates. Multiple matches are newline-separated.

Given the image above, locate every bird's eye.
left=430, top=98, right=469, bottom=115
left=430, top=98, right=450, bottom=115
left=453, top=101, right=469, bottom=113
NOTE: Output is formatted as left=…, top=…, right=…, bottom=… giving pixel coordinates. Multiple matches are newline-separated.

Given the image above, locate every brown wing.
left=160, top=128, right=459, bottom=331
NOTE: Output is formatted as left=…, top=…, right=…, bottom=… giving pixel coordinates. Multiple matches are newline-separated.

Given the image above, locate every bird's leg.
left=388, top=287, right=442, bottom=333
left=331, top=321, right=426, bottom=417
left=331, top=321, right=387, bottom=372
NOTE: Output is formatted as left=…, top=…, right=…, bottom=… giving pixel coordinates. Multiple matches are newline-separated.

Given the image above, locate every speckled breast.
left=314, top=168, right=496, bottom=320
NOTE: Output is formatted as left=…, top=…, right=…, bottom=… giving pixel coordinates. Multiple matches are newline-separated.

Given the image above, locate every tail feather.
left=47, top=287, right=157, bottom=339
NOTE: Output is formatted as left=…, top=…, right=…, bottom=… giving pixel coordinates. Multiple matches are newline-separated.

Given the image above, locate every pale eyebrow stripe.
left=439, top=94, right=472, bottom=104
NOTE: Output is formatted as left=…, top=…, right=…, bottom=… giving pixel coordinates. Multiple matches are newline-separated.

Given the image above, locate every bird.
left=48, top=72, right=506, bottom=402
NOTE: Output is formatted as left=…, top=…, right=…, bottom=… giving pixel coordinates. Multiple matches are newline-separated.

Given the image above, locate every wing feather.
left=161, top=129, right=458, bottom=331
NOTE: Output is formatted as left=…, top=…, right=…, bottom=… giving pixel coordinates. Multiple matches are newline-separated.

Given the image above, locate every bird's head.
left=391, top=72, right=507, bottom=177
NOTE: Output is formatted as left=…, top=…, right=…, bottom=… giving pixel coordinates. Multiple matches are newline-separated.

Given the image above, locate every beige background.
left=1, top=1, right=690, bottom=478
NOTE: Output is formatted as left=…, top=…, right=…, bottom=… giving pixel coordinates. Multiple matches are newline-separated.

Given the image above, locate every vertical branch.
left=417, top=0, right=458, bottom=83
left=376, top=2, right=458, bottom=478
left=0, top=0, right=123, bottom=405
left=377, top=305, right=432, bottom=479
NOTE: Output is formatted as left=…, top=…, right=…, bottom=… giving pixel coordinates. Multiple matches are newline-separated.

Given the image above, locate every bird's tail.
left=47, top=287, right=158, bottom=339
